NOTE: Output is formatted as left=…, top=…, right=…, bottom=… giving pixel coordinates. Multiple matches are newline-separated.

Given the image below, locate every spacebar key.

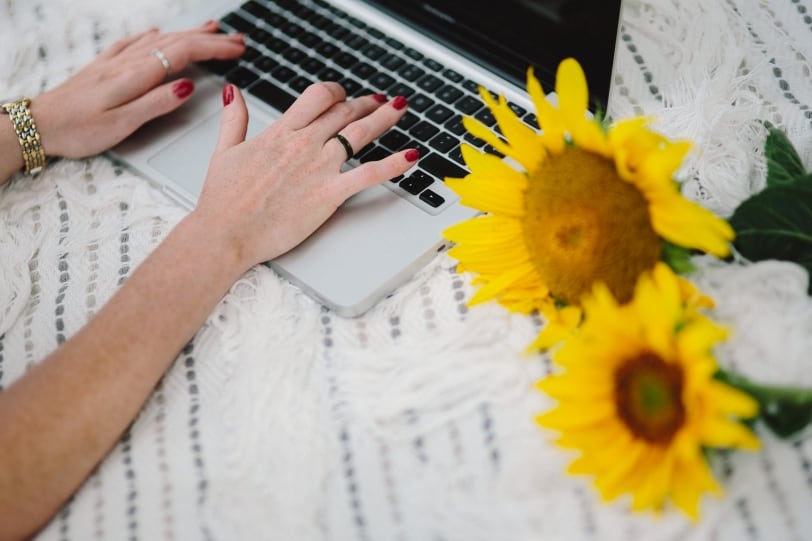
left=249, top=80, right=297, bottom=112
left=420, top=152, right=468, bottom=180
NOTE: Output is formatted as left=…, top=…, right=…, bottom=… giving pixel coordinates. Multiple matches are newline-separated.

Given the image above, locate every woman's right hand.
left=191, top=82, right=417, bottom=272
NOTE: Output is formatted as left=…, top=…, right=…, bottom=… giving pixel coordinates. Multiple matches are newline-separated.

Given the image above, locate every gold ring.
left=333, top=133, right=354, bottom=161
left=151, top=48, right=171, bottom=79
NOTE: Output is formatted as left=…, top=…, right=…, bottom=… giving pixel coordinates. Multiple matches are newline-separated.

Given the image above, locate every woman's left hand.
left=32, top=20, right=244, bottom=160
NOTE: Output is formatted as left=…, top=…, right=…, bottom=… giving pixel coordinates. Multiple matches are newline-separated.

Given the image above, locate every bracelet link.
left=2, top=97, right=46, bottom=176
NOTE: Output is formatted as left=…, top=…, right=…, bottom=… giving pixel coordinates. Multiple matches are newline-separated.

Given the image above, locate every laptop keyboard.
left=201, top=0, right=533, bottom=214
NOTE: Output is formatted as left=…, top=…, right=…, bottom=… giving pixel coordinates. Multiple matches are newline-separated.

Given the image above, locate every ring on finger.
left=151, top=48, right=172, bottom=79
left=332, top=133, right=354, bottom=161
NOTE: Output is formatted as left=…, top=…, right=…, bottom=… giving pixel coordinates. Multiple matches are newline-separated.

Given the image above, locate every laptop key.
left=359, top=145, right=390, bottom=163
left=417, top=74, right=443, bottom=93
left=397, top=112, right=419, bottom=130
left=249, top=80, right=297, bottom=111
left=318, top=67, right=343, bottom=82
left=409, top=121, right=440, bottom=142
left=301, top=58, right=326, bottom=75
left=226, top=66, right=260, bottom=88
left=253, top=55, right=277, bottom=73
left=442, top=69, right=464, bottom=83
left=283, top=48, right=307, bottom=64
left=398, top=64, right=425, bottom=82
left=444, top=115, right=467, bottom=136
left=474, top=108, right=497, bottom=127
left=333, top=52, right=358, bottom=69
left=271, top=65, right=296, bottom=82
left=385, top=37, right=404, bottom=50
left=380, top=54, right=405, bottom=71
left=298, top=31, right=322, bottom=49
left=435, top=85, right=463, bottom=104
left=403, top=47, right=423, bottom=61
left=454, top=95, right=483, bottom=114
left=425, top=104, right=454, bottom=124
left=289, top=75, right=314, bottom=93
left=221, top=12, right=253, bottom=33
left=428, top=132, right=458, bottom=154
left=351, top=62, right=376, bottom=79
left=387, top=83, right=416, bottom=98
left=448, top=145, right=466, bottom=166
left=379, top=129, right=411, bottom=151
left=409, top=94, right=434, bottom=113
left=338, top=78, right=363, bottom=96
left=400, top=171, right=434, bottom=195
left=315, top=42, right=340, bottom=59
left=419, top=189, right=445, bottom=208
left=369, top=73, right=396, bottom=91
left=362, top=44, right=387, bottom=61
left=420, top=152, right=468, bottom=180
left=422, top=58, right=443, bottom=72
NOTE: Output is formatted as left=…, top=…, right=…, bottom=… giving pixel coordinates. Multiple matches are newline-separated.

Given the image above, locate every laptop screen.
left=365, top=0, right=622, bottom=108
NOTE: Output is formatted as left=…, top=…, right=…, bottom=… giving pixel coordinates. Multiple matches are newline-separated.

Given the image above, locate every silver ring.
left=151, top=48, right=171, bottom=78
left=333, top=133, right=354, bottom=161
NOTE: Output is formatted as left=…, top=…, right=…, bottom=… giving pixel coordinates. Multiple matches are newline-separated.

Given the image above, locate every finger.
left=313, top=93, right=387, bottom=141
left=333, top=148, right=421, bottom=201
left=214, top=84, right=249, bottom=153
left=97, top=28, right=158, bottom=60
left=277, top=82, right=346, bottom=131
left=325, top=95, right=408, bottom=162
left=110, top=78, right=197, bottom=142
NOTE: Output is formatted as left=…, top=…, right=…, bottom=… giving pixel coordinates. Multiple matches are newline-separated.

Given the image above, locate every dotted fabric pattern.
left=1, top=1, right=812, bottom=540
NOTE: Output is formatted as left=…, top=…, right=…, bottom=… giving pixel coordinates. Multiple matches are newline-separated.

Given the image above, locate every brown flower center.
left=614, top=352, right=686, bottom=444
left=522, top=147, right=662, bottom=304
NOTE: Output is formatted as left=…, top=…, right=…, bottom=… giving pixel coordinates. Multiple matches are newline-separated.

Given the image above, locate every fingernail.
left=405, top=148, right=420, bottom=162
left=392, top=95, right=408, bottom=110
left=222, top=83, right=234, bottom=106
left=372, top=93, right=387, bottom=103
left=173, top=79, right=195, bottom=99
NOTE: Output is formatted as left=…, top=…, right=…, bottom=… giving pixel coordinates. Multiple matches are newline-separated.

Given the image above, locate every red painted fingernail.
left=392, top=95, right=408, bottom=110
left=222, top=84, right=234, bottom=106
left=405, top=148, right=420, bottom=162
left=173, top=79, right=195, bottom=99
left=372, top=93, right=387, bottom=103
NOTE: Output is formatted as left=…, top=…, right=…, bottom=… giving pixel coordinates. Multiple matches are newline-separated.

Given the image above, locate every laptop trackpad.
left=148, top=110, right=268, bottom=200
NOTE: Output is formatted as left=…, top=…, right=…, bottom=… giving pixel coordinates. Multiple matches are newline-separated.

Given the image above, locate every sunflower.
left=443, top=58, right=733, bottom=347
left=535, top=263, right=760, bottom=519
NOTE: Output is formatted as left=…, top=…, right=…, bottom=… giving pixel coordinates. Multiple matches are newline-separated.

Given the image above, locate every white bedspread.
left=2, top=0, right=812, bottom=539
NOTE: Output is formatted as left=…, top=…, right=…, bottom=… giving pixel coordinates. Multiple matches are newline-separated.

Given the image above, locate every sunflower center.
left=614, top=352, right=686, bottom=444
left=522, top=147, right=662, bottom=304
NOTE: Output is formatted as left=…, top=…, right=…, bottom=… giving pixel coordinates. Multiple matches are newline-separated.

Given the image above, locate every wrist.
left=1, top=97, right=46, bottom=178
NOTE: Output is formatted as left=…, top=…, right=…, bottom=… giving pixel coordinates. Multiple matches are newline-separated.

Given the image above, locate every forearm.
left=0, top=212, right=246, bottom=540
left=0, top=111, right=24, bottom=183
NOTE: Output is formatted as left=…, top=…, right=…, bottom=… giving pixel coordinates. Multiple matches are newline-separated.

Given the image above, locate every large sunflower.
left=443, top=59, right=733, bottom=347
left=536, top=263, right=760, bottom=519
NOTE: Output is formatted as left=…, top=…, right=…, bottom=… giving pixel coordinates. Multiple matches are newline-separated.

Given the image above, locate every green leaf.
left=716, top=370, right=812, bottom=439
left=661, top=240, right=696, bottom=274
left=729, top=182, right=812, bottom=292
left=764, top=123, right=807, bottom=187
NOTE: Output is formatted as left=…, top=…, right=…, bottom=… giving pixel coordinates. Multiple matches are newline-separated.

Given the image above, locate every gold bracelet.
left=2, top=97, right=46, bottom=176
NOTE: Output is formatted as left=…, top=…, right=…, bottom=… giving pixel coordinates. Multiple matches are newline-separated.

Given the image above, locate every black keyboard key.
left=464, top=133, right=487, bottom=148
left=271, top=65, right=296, bottom=82
left=333, top=51, right=358, bottom=68
left=253, top=55, right=277, bottom=72
left=422, top=58, right=443, bottom=72
left=242, top=45, right=262, bottom=62
left=403, top=47, right=423, bottom=61
left=241, top=0, right=272, bottom=19
left=421, top=152, right=468, bottom=179
left=355, top=142, right=376, bottom=158
left=369, top=72, right=396, bottom=91
left=309, top=14, right=331, bottom=30
left=289, top=75, right=314, bottom=93
left=265, top=37, right=290, bottom=54
left=379, top=129, right=411, bottom=151
left=455, top=95, right=483, bottom=114
left=347, top=16, right=366, bottom=30
left=339, top=78, right=362, bottom=96
left=425, top=104, right=454, bottom=124
left=327, top=24, right=350, bottom=39
left=226, top=66, right=260, bottom=87
left=400, top=171, right=434, bottom=194
left=398, top=64, right=425, bottom=82
left=403, top=140, right=430, bottom=158
left=417, top=74, right=443, bottom=93
left=462, top=79, right=480, bottom=94
left=367, top=27, right=385, bottom=39
left=429, top=132, right=458, bottom=153
left=280, top=22, right=304, bottom=37
left=380, top=54, right=405, bottom=71
left=385, top=37, right=404, bottom=50
left=474, top=108, right=497, bottom=127
left=409, top=121, right=440, bottom=141
left=389, top=174, right=404, bottom=184
left=435, top=85, right=463, bottom=104
left=222, top=12, right=254, bottom=33
left=351, top=62, right=376, bottom=79
left=344, top=35, right=369, bottom=50
left=315, top=42, right=340, bottom=59
left=442, top=69, right=464, bottom=83
left=298, top=31, right=322, bottom=48
left=249, top=80, right=297, bottom=111
left=283, top=48, right=308, bottom=64
left=359, top=145, right=390, bottom=163
left=362, top=44, right=387, bottom=61
left=448, top=145, right=465, bottom=165
left=420, top=189, right=445, bottom=208
left=388, top=83, right=416, bottom=98
left=409, top=94, right=434, bottom=112
left=318, top=67, right=343, bottom=82
left=302, top=57, right=326, bottom=74
left=444, top=115, right=467, bottom=136
left=397, top=112, right=419, bottom=130
left=508, top=102, right=527, bottom=117
left=524, top=112, right=538, bottom=127
left=201, top=58, right=238, bottom=75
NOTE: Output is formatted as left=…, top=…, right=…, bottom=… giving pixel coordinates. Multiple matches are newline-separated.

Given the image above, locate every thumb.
left=214, top=83, right=248, bottom=152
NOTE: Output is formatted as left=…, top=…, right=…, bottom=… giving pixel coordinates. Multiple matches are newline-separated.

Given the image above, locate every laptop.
left=113, top=0, right=623, bottom=316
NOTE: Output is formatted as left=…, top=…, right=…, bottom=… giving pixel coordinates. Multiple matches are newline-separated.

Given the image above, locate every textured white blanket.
left=2, top=0, right=812, bottom=539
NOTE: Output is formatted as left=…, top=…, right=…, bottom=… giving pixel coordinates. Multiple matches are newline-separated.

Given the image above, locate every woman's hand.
left=32, top=20, right=244, bottom=160
left=192, top=82, right=418, bottom=271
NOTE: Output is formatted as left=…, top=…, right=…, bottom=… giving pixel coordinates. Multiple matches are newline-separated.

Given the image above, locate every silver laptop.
left=113, top=0, right=622, bottom=316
